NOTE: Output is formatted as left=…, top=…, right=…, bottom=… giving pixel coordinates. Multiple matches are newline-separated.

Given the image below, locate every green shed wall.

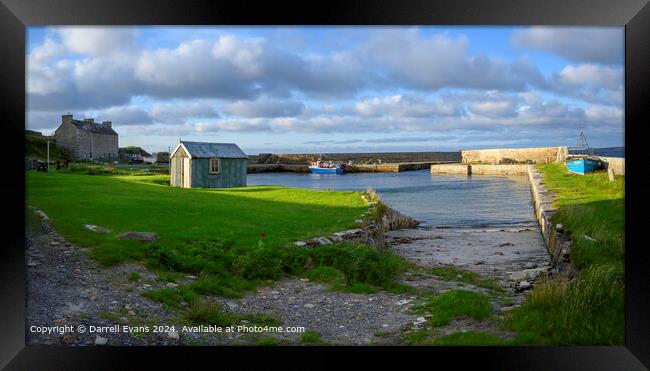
left=191, top=158, right=247, bottom=188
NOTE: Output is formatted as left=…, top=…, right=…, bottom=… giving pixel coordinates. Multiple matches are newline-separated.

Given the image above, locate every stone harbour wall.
left=599, top=156, right=625, bottom=176
left=526, top=165, right=574, bottom=274
left=430, top=164, right=528, bottom=176
left=249, top=151, right=461, bottom=165
left=462, top=146, right=568, bottom=164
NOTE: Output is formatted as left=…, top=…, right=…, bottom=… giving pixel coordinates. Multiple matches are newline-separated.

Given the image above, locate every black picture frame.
left=2, top=0, right=649, bottom=369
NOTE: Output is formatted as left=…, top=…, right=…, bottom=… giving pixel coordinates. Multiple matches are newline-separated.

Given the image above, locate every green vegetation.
left=502, top=163, right=624, bottom=345
left=128, top=272, right=141, bottom=282
left=25, top=133, right=60, bottom=160
left=300, top=330, right=326, bottom=345
left=412, top=290, right=492, bottom=326
left=27, top=171, right=408, bottom=308
left=417, top=331, right=542, bottom=346
left=430, top=266, right=505, bottom=295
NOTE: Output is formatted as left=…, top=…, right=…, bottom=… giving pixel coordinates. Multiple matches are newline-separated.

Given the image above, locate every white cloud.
left=58, top=27, right=139, bottom=56
left=512, top=27, right=623, bottom=64
left=222, top=96, right=305, bottom=118
left=555, top=64, right=622, bottom=89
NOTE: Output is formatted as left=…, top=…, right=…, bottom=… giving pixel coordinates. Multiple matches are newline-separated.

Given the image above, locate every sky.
left=26, top=26, right=624, bottom=154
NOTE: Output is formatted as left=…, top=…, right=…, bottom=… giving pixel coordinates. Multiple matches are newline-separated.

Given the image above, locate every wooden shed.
left=169, top=141, right=248, bottom=188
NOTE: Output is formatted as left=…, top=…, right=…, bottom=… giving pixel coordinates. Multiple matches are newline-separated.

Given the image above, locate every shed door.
left=183, top=158, right=191, bottom=188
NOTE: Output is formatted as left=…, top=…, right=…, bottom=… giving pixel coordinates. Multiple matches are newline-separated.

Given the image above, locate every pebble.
left=127, top=310, right=136, bottom=316
left=395, top=299, right=410, bottom=306
left=186, top=275, right=198, bottom=280
left=168, top=331, right=180, bottom=340
left=525, top=262, right=537, bottom=269
left=294, top=241, right=307, bottom=247
left=494, top=251, right=504, bottom=256
left=95, top=336, right=108, bottom=345
left=166, top=282, right=179, bottom=288
left=304, top=304, right=315, bottom=308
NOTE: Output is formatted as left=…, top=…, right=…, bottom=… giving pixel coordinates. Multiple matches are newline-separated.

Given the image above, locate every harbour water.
left=248, top=169, right=536, bottom=228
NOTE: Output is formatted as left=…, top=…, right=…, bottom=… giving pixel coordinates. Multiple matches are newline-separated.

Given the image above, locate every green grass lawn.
left=503, top=163, right=624, bottom=345
left=26, top=171, right=367, bottom=258
left=26, top=170, right=407, bottom=302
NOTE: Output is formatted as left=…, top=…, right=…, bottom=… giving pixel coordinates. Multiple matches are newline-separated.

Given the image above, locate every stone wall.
left=599, top=156, right=625, bottom=175
left=430, top=164, right=470, bottom=174
left=526, top=165, right=574, bottom=273
left=462, top=147, right=567, bottom=164
left=250, top=151, right=461, bottom=165
left=430, top=164, right=528, bottom=175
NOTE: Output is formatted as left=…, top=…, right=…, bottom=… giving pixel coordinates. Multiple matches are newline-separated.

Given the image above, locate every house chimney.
left=102, top=121, right=112, bottom=129
left=62, top=114, right=73, bottom=124
left=84, top=118, right=94, bottom=124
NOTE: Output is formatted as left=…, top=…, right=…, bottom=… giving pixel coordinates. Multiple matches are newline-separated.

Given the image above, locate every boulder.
left=117, top=231, right=158, bottom=241
left=84, top=224, right=110, bottom=234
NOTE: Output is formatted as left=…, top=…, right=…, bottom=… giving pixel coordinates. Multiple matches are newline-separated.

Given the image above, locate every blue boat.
left=309, top=165, right=344, bottom=174
left=309, top=160, right=346, bottom=174
left=564, top=127, right=601, bottom=175
left=564, top=158, right=601, bottom=175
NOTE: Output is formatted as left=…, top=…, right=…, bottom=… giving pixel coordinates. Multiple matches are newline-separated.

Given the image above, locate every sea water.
left=247, top=169, right=536, bottom=228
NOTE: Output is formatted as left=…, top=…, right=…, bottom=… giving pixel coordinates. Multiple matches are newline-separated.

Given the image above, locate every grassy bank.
left=26, top=170, right=407, bottom=301
left=503, top=163, right=624, bottom=345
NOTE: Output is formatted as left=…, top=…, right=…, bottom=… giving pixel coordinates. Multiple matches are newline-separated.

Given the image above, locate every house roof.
left=70, top=120, right=118, bottom=135
left=174, top=141, right=248, bottom=159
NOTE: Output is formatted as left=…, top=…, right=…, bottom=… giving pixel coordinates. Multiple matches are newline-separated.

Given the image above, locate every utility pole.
left=47, top=139, right=50, bottom=173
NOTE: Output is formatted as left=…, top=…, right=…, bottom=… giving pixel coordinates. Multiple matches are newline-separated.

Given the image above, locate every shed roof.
left=174, top=141, right=248, bottom=159
left=71, top=120, right=118, bottom=135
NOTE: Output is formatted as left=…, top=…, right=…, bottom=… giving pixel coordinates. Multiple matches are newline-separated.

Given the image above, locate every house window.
left=210, top=158, right=220, bottom=174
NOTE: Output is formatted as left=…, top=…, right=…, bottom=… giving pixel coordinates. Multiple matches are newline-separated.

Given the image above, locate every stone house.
left=53, top=114, right=118, bottom=160
left=169, top=141, right=248, bottom=188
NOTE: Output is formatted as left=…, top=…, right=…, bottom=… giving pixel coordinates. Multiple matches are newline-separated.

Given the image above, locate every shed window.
left=210, top=158, right=220, bottom=174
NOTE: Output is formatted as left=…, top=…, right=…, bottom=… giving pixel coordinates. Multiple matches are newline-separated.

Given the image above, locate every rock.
left=555, top=224, right=564, bottom=233
left=120, top=317, right=129, bottom=323
left=95, top=336, right=108, bottom=345
left=62, top=335, right=75, bottom=345
left=34, top=209, right=50, bottom=220
left=300, top=278, right=309, bottom=282
left=186, top=275, right=198, bottom=280
left=127, top=310, right=136, bottom=316
left=125, top=304, right=132, bottom=310
left=456, top=274, right=463, bottom=280
left=84, top=224, right=110, bottom=234
left=294, top=241, right=307, bottom=247
left=329, top=235, right=343, bottom=243
left=168, top=331, right=180, bottom=340
left=516, top=281, right=532, bottom=292
left=509, top=271, right=528, bottom=281
left=304, top=304, right=315, bottom=308
left=225, top=301, right=238, bottom=309
left=494, top=251, right=504, bottom=256
left=166, top=282, right=179, bottom=288
left=583, top=235, right=596, bottom=242
left=500, top=306, right=516, bottom=313
left=117, top=231, right=158, bottom=241
left=395, top=299, right=410, bottom=306
left=525, top=262, right=537, bottom=269
left=50, top=241, right=60, bottom=246
left=355, top=219, right=364, bottom=224
left=513, top=250, right=520, bottom=254
left=27, top=261, right=40, bottom=267
left=54, top=318, right=66, bottom=326
left=314, top=237, right=332, bottom=245
left=497, top=242, right=513, bottom=247
left=473, top=260, right=484, bottom=265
